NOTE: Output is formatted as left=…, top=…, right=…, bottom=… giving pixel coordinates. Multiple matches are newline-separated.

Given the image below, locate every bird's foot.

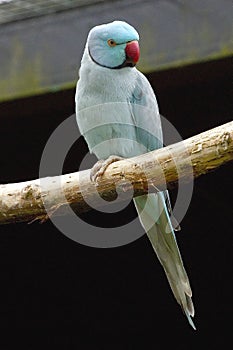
left=90, top=155, right=124, bottom=183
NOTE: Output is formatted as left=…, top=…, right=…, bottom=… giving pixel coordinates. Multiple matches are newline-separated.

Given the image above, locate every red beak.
left=125, top=40, right=140, bottom=65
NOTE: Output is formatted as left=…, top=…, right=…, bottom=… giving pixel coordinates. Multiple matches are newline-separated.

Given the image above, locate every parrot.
left=75, top=20, right=195, bottom=329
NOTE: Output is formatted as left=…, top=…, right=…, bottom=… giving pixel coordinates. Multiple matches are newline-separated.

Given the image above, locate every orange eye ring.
left=107, top=39, right=117, bottom=47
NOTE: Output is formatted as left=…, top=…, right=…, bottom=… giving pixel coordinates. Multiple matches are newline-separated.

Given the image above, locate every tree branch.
left=0, top=121, right=232, bottom=225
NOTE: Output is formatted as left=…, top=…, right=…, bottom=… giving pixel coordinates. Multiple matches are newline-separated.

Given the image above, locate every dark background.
left=0, top=57, right=232, bottom=348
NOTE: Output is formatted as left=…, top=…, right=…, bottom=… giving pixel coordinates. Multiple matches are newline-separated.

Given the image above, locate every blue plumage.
left=88, top=21, right=139, bottom=68
left=75, top=21, right=195, bottom=329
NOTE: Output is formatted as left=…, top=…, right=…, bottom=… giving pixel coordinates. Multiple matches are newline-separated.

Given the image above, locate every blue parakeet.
left=75, top=21, right=195, bottom=329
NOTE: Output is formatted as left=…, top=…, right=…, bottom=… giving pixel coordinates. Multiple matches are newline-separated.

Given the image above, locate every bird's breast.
left=76, top=64, right=146, bottom=158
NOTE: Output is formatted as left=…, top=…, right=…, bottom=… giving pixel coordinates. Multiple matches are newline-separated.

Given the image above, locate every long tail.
left=134, top=192, right=196, bottom=330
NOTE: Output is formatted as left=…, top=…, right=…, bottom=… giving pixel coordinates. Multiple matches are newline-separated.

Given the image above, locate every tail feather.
left=134, top=192, right=195, bottom=329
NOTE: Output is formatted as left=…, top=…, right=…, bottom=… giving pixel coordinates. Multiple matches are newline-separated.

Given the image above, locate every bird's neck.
left=79, top=48, right=137, bottom=94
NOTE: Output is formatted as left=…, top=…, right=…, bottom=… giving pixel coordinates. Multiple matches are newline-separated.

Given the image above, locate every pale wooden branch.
left=0, top=121, right=232, bottom=225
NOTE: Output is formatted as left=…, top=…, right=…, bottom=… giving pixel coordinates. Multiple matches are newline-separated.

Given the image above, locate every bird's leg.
left=90, top=155, right=124, bottom=182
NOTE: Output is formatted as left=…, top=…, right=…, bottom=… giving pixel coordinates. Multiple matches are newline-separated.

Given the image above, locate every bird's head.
left=87, top=20, right=140, bottom=69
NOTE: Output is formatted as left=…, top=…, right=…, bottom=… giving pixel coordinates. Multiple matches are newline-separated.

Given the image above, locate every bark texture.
left=0, top=121, right=232, bottom=225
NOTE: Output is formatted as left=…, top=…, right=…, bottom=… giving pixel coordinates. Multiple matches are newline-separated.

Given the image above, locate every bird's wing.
left=130, top=71, right=195, bottom=329
left=129, top=71, right=180, bottom=230
left=128, top=70, right=163, bottom=152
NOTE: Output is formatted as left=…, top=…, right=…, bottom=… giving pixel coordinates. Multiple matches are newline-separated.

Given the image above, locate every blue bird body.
left=75, top=21, right=195, bottom=329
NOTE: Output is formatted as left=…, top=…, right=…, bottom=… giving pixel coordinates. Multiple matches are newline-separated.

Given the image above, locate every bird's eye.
left=107, top=39, right=117, bottom=47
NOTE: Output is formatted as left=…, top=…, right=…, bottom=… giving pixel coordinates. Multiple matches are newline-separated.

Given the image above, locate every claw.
left=90, top=155, right=124, bottom=183
left=90, top=159, right=105, bottom=182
